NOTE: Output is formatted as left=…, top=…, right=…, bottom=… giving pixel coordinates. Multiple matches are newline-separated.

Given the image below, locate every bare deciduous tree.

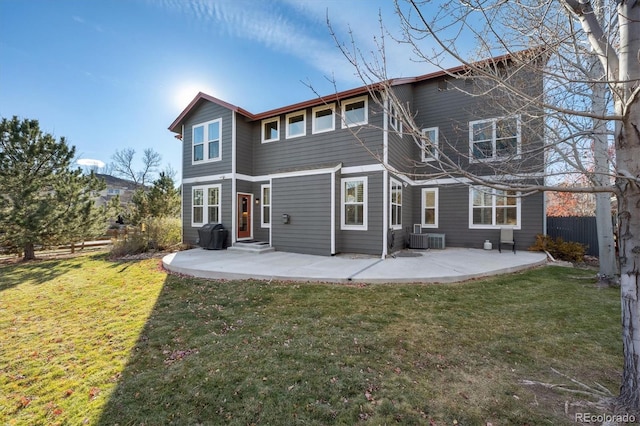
left=110, top=148, right=161, bottom=186
left=329, top=0, right=640, bottom=411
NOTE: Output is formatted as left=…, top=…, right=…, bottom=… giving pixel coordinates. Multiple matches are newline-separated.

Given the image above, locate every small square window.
left=286, top=111, right=306, bottom=139
left=262, top=118, right=279, bottom=143
left=312, top=104, right=335, bottom=134
left=341, top=96, right=368, bottom=128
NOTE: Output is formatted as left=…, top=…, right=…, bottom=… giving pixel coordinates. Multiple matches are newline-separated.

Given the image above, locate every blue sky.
left=0, top=0, right=441, bottom=179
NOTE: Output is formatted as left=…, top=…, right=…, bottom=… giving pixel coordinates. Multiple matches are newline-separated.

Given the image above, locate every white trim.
left=341, top=95, right=368, bottom=128
left=191, top=184, right=222, bottom=227
left=285, top=110, right=306, bottom=139
left=382, top=170, right=389, bottom=258
left=389, top=177, right=402, bottom=230
left=312, top=103, right=335, bottom=134
left=260, top=184, right=271, bottom=228
left=268, top=178, right=273, bottom=247
left=341, top=176, right=368, bottom=231
left=191, top=118, right=222, bottom=165
left=342, top=164, right=385, bottom=175
left=421, top=187, right=439, bottom=228
left=231, top=112, right=237, bottom=244
left=468, top=186, right=522, bottom=230
left=232, top=112, right=237, bottom=175
left=261, top=117, right=280, bottom=143
left=421, top=127, right=439, bottom=162
left=330, top=170, right=336, bottom=255
left=183, top=168, right=543, bottom=187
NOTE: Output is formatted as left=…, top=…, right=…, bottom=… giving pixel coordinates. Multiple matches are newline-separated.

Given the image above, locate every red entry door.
left=237, top=193, right=252, bottom=239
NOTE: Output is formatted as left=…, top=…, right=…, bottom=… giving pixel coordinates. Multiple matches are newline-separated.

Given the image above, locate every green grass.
left=0, top=254, right=622, bottom=425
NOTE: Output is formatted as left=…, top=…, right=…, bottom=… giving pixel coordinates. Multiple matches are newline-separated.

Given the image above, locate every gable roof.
left=168, top=50, right=538, bottom=135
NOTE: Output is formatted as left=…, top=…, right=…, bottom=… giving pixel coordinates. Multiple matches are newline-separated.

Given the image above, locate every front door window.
left=237, top=193, right=252, bottom=239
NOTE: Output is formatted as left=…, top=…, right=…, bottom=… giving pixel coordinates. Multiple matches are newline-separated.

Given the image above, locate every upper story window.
left=262, top=117, right=280, bottom=143
left=389, top=102, right=402, bottom=134
left=193, top=118, right=221, bottom=164
left=469, top=186, right=520, bottom=229
left=312, top=104, right=335, bottom=134
left=341, top=176, right=368, bottom=230
left=421, top=127, right=439, bottom=162
left=286, top=111, right=306, bottom=139
left=469, top=116, right=520, bottom=162
left=341, top=96, right=368, bottom=128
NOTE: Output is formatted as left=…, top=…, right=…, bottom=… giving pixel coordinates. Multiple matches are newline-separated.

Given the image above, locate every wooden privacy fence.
left=546, top=216, right=599, bottom=256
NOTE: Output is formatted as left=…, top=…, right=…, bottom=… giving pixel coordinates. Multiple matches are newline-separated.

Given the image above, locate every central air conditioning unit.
left=427, top=233, right=446, bottom=250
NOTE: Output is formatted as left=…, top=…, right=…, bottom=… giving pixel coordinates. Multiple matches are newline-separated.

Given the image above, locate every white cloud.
left=77, top=158, right=106, bottom=168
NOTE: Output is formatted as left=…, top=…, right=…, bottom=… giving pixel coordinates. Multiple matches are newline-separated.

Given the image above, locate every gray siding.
left=337, top=171, right=384, bottom=255
left=389, top=173, right=412, bottom=253
left=182, top=179, right=233, bottom=247
left=272, top=174, right=332, bottom=256
left=182, top=101, right=234, bottom=179
left=411, top=184, right=544, bottom=250
left=252, top=96, right=384, bottom=176
left=410, top=75, right=544, bottom=178
left=236, top=115, right=254, bottom=176
left=252, top=181, right=270, bottom=243
left=388, top=84, right=416, bottom=173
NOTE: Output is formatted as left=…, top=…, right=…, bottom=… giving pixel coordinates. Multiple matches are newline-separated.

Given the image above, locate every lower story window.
left=341, top=177, right=368, bottom=230
left=421, top=188, right=438, bottom=228
left=390, top=178, right=402, bottom=229
left=192, top=184, right=221, bottom=226
left=261, top=184, right=271, bottom=228
left=469, top=186, right=520, bottom=229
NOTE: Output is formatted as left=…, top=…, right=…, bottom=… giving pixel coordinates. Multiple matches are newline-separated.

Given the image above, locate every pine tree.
left=0, top=116, right=109, bottom=260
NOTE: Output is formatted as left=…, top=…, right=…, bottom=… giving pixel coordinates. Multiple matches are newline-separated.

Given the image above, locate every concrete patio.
left=162, top=247, right=548, bottom=284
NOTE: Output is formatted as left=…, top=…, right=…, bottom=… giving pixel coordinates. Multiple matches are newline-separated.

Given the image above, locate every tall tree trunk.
left=616, top=0, right=640, bottom=411
left=617, top=174, right=640, bottom=411
left=589, top=0, right=618, bottom=282
left=23, top=242, right=35, bottom=261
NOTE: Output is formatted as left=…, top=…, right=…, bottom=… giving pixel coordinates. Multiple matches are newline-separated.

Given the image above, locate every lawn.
left=0, top=253, right=622, bottom=425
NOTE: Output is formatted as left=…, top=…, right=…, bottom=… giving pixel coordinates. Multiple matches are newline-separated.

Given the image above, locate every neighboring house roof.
left=168, top=49, right=540, bottom=135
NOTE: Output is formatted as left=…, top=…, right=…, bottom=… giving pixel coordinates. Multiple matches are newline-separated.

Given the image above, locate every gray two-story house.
left=169, top=53, right=545, bottom=257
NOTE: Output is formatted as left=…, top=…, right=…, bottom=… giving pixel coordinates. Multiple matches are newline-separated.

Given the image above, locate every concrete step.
left=227, top=241, right=275, bottom=254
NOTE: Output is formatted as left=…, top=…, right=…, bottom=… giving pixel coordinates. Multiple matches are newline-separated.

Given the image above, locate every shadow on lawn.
left=0, top=258, right=84, bottom=292
left=97, top=273, right=221, bottom=425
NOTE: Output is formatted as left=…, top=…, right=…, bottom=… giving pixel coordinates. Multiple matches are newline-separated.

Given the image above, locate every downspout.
left=381, top=92, right=389, bottom=259
left=331, top=169, right=336, bottom=255
left=231, top=111, right=237, bottom=245
left=181, top=124, right=185, bottom=244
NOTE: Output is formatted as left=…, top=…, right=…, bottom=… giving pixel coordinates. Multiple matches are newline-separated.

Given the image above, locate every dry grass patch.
left=0, top=257, right=622, bottom=425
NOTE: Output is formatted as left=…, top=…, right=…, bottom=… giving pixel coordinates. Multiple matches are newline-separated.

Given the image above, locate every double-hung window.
left=389, top=102, right=402, bottom=134
left=469, top=186, right=520, bottom=229
left=262, top=117, right=279, bottom=143
left=341, top=177, right=368, bottom=230
left=341, top=96, right=368, bottom=128
left=261, top=184, right=271, bottom=228
left=192, top=119, right=221, bottom=163
left=421, top=188, right=439, bottom=228
left=469, top=116, right=520, bottom=161
left=286, top=111, right=306, bottom=139
left=192, top=184, right=221, bottom=227
left=390, top=179, right=402, bottom=229
left=312, top=104, right=335, bottom=134
left=421, top=127, right=439, bottom=162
